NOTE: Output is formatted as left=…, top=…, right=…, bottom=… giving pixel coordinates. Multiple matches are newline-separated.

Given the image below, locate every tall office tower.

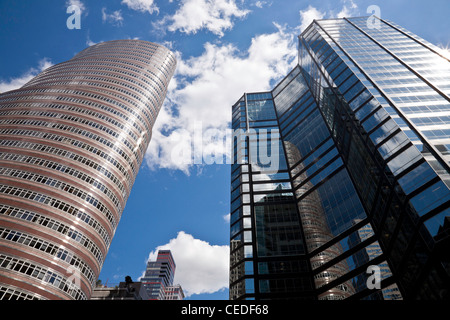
left=140, top=250, right=181, bottom=300
left=230, top=16, right=450, bottom=300
left=0, top=40, right=176, bottom=300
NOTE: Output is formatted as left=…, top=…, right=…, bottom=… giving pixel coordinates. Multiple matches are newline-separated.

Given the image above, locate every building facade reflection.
left=230, top=17, right=450, bottom=300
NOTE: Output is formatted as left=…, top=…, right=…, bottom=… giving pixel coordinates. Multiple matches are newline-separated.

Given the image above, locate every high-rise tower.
left=0, top=40, right=176, bottom=300
left=140, top=250, right=182, bottom=300
left=230, top=16, right=450, bottom=300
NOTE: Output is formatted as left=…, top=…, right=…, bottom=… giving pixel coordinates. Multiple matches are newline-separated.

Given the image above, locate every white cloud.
left=86, top=38, right=97, bottom=46
left=299, top=1, right=359, bottom=33
left=146, top=1, right=361, bottom=174
left=66, top=0, right=86, bottom=15
left=253, top=1, right=271, bottom=9
left=336, top=0, right=359, bottom=18
left=102, top=7, right=124, bottom=26
left=0, top=58, right=53, bottom=93
left=142, top=231, right=229, bottom=297
left=299, top=5, right=325, bottom=33
left=161, top=0, right=250, bottom=37
left=121, top=0, right=159, bottom=14
left=223, top=213, right=230, bottom=223
left=145, top=23, right=297, bottom=173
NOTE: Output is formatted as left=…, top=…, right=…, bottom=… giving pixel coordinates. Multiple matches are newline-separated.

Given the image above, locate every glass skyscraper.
left=230, top=16, right=450, bottom=300
left=0, top=40, right=176, bottom=300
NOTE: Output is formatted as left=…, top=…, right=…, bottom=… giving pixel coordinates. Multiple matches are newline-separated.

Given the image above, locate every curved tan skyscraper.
left=0, top=40, right=176, bottom=300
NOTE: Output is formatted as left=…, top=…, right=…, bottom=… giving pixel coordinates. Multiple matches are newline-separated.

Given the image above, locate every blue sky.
left=1, top=0, right=449, bottom=300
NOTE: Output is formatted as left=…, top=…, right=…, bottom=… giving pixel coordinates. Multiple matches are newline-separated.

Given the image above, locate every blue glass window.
left=397, top=162, right=437, bottom=195
left=410, top=181, right=450, bottom=217
left=300, top=169, right=367, bottom=238
left=377, top=131, right=410, bottom=160
left=247, top=99, right=276, bottom=121
left=284, top=110, right=331, bottom=158
left=424, top=208, right=450, bottom=237
left=386, top=145, right=422, bottom=175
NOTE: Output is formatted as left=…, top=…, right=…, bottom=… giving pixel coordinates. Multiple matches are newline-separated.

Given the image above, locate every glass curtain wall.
left=230, top=92, right=314, bottom=300
left=298, top=16, right=450, bottom=299
left=230, top=16, right=450, bottom=300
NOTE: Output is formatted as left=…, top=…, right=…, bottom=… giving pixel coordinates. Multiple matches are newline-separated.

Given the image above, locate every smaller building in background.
left=91, top=251, right=185, bottom=300
left=140, top=250, right=184, bottom=300
left=165, top=284, right=185, bottom=300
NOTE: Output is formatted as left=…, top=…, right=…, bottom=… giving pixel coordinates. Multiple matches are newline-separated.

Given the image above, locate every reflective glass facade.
left=230, top=16, right=450, bottom=300
left=230, top=92, right=314, bottom=300
left=0, top=40, right=176, bottom=300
